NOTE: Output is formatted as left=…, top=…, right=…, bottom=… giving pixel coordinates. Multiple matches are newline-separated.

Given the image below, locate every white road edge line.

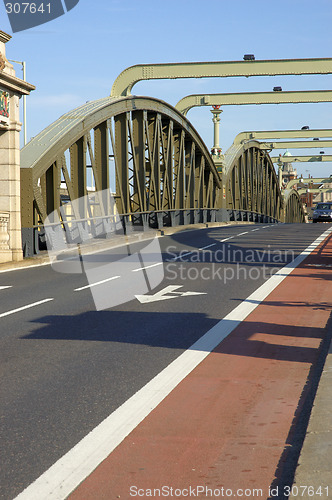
left=13, top=226, right=332, bottom=500
left=74, top=276, right=120, bottom=291
left=0, top=298, right=54, bottom=319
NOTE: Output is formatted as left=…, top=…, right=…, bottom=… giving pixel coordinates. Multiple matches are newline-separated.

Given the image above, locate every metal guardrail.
left=22, top=208, right=280, bottom=258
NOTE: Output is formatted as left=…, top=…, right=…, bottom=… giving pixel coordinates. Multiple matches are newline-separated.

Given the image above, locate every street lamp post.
left=8, top=59, right=27, bottom=146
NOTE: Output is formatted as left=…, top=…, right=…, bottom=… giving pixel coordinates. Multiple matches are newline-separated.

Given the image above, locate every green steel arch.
left=283, top=189, right=306, bottom=223
left=20, top=95, right=221, bottom=238
left=222, top=140, right=282, bottom=220
left=20, top=96, right=305, bottom=254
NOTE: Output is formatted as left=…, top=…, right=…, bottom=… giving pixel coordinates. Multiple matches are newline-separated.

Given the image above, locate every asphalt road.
left=0, top=222, right=330, bottom=499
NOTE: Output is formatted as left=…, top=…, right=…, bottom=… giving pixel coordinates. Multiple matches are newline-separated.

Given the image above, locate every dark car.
left=312, top=202, right=332, bottom=223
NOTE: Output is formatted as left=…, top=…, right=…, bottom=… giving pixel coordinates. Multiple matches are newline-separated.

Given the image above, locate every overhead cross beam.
left=297, top=188, right=332, bottom=195
left=234, top=129, right=332, bottom=144
left=175, top=90, right=332, bottom=116
left=270, top=154, right=332, bottom=163
left=260, top=140, right=332, bottom=149
left=286, top=177, right=332, bottom=189
left=111, top=58, right=332, bottom=97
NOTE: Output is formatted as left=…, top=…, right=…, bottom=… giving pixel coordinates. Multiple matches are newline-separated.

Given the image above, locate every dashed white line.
left=170, top=250, right=196, bottom=261
left=199, top=243, right=217, bottom=250
left=74, top=276, right=120, bottom=291
left=132, top=263, right=163, bottom=272
left=0, top=298, right=54, bottom=319
left=0, top=285, right=12, bottom=290
left=219, top=236, right=234, bottom=242
left=237, top=231, right=249, bottom=236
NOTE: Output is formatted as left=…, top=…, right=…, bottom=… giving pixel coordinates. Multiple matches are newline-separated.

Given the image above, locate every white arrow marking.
left=0, top=286, right=12, bottom=290
left=135, top=285, right=207, bottom=304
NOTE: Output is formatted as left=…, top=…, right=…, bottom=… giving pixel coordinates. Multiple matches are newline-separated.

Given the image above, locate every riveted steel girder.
left=286, top=177, right=332, bottom=189
left=271, top=155, right=332, bottom=163
left=176, top=90, right=332, bottom=116
left=111, top=58, right=332, bottom=97
left=297, top=188, right=332, bottom=195
left=235, top=129, right=332, bottom=144
left=260, top=140, right=332, bottom=149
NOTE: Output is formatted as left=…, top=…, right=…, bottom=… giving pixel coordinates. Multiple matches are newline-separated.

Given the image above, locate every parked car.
left=312, top=202, right=332, bottom=223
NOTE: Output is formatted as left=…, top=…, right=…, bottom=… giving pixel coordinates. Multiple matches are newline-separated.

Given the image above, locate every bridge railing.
left=23, top=208, right=279, bottom=258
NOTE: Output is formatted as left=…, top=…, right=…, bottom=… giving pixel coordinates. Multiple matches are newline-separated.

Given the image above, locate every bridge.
left=20, top=59, right=327, bottom=256
left=1, top=34, right=332, bottom=500
left=20, top=94, right=304, bottom=257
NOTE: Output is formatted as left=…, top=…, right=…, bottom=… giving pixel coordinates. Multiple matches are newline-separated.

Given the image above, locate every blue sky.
left=2, top=0, right=332, bottom=178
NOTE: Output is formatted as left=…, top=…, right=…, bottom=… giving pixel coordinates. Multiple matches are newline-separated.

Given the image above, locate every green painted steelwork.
left=286, top=177, right=332, bottom=189
left=297, top=188, right=332, bottom=195
left=20, top=95, right=221, bottom=228
left=20, top=95, right=305, bottom=237
left=260, top=140, right=332, bottom=150
left=270, top=155, right=332, bottom=163
left=175, top=90, right=332, bottom=116
left=111, top=58, right=332, bottom=97
left=234, top=129, right=332, bottom=144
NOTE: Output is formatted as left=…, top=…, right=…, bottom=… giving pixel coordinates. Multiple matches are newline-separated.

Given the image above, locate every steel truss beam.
left=111, top=58, right=332, bottom=97
left=222, top=141, right=284, bottom=220
left=271, top=155, right=332, bottom=163
left=175, top=90, right=332, bottom=116
left=234, top=129, right=332, bottom=144
left=283, top=189, right=306, bottom=223
left=297, top=188, right=332, bottom=195
left=260, top=140, right=332, bottom=150
left=20, top=96, right=221, bottom=229
left=21, top=96, right=305, bottom=238
left=286, top=177, right=332, bottom=189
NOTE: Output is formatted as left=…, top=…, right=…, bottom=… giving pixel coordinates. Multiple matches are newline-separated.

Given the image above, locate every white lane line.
left=135, top=243, right=216, bottom=270
left=170, top=250, right=196, bottom=261
left=132, top=263, right=163, bottom=273
left=0, top=285, right=12, bottom=290
left=236, top=231, right=249, bottom=236
left=74, top=276, right=120, bottom=291
left=251, top=228, right=260, bottom=232
left=14, top=225, right=332, bottom=500
left=199, top=243, right=216, bottom=250
left=0, top=298, right=54, bottom=319
left=219, top=236, right=234, bottom=242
